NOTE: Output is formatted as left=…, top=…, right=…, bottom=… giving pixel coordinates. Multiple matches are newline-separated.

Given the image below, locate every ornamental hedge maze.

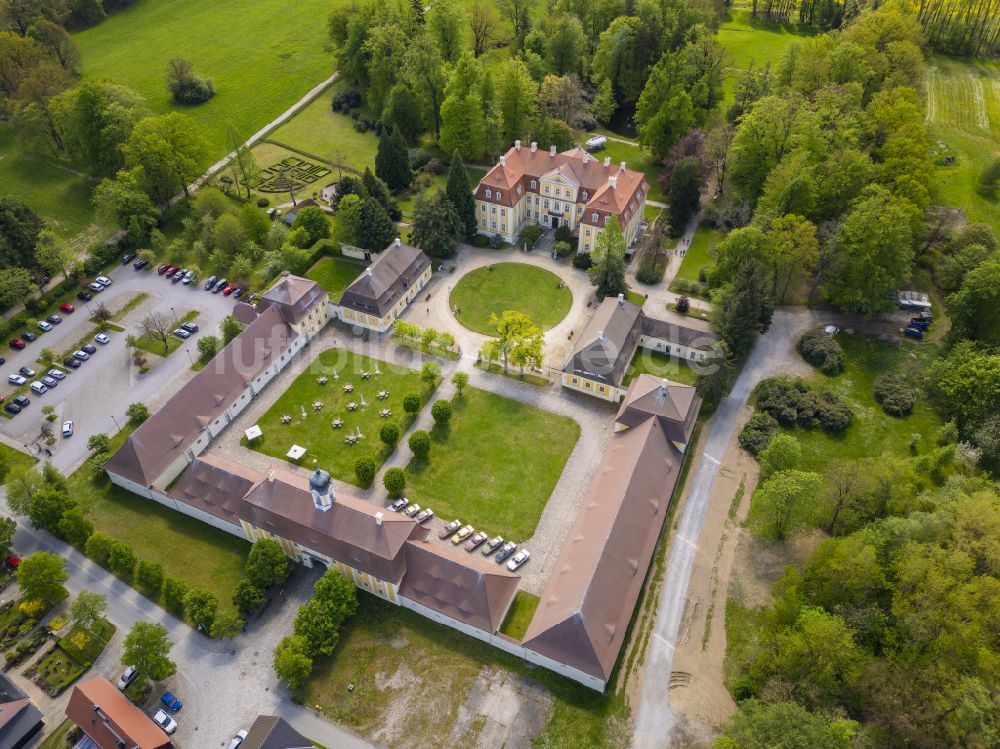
left=256, top=156, right=331, bottom=193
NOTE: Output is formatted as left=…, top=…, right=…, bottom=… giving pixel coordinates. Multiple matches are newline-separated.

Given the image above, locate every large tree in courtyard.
left=589, top=219, right=628, bottom=298
left=410, top=191, right=462, bottom=258
left=122, top=621, right=176, bottom=683
left=445, top=151, right=477, bottom=238
left=374, top=127, right=413, bottom=191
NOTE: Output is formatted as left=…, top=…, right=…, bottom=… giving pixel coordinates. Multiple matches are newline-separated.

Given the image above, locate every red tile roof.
left=65, top=678, right=171, bottom=749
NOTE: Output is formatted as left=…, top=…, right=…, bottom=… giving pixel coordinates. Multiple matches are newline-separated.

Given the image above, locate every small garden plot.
left=256, top=156, right=332, bottom=194
left=622, top=348, right=699, bottom=387
left=248, top=350, right=437, bottom=486
left=305, top=255, right=363, bottom=302
left=450, top=263, right=572, bottom=336
left=25, top=619, right=115, bottom=697
left=404, top=388, right=580, bottom=540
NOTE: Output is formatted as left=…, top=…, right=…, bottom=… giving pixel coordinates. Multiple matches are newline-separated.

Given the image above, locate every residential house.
left=337, top=239, right=432, bottom=332
left=65, top=678, right=171, bottom=749
left=0, top=673, right=42, bottom=749
left=240, top=715, right=316, bottom=749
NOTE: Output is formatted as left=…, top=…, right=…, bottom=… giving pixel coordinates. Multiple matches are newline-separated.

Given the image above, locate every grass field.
left=596, top=139, right=666, bottom=203
left=305, top=256, right=363, bottom=302
left=674, top=224, right=723, bottom=283
left=622, top=348, right=699, bottom=387
left=0, top=444, right=36, bottom=485
left=450, top=263, right=573, bottom=335
left=789, top=333, right=944, bottom=473
left=74, top=0, right=336, bottom=160
left=70, top=428, right=248, bottom=604
left=404, top=388, right=579, bottom=540
left=248, top=350, right=437, bottom=486
left=499, top=590, right=540, bottom=640
left=926, top=55, right=1000, bottom=235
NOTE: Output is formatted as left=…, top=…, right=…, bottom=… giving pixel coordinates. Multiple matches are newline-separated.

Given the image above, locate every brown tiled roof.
left=615, top=374, right=701, bottom=445
left=104, top=304, right=296, bottom=487
left=475, top=144, right=647, bottom=222
left=639, top=316, right=718, bottom=350
left=523, top=417, right=684, bottom=681
left=562, top=296, right=642, bottom=386
left=237, top=468, right=428, bottom=585
left=0, top=672, right=42, bottom=747
left=241, top=715, right=315, bottom=749
left=167, top=454, right=263, bottom=525
left=233, top=301, right=259, bottom=326
left=259, top=275, right=327, bottom=325
left=399, top=539, right=520, bottom=633
left=338, top=241, right=430, bottom=318
left=66, top=678, right=170, bottom=749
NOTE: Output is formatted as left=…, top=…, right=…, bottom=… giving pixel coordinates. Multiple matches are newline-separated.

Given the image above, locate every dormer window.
left=485, top=189, right=492, bottom=199
left=516, top=185, right=522, bottom=195
left=496, top=190, right=502, bottom=201
left=604, top=216, right=610, bottom=225
left=582, top=191, right=588, bottom=201
left=531, top=179, right=537, bottom=189
left=592, top=212, right=598, bottom=222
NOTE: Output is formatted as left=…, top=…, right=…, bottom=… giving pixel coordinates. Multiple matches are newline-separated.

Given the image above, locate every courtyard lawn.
left=788, top=333, right=944, bottom=473
left=69, top=430, right=248, bottom=605
left=248, top=349, right=437, bottom=485
left=450, top=263, right=573, bottom=335
left=300, top=592, right=629, bottom=748
left=396, top=166, right=488, bottom=220
left=404, top=388, right=579, bottom=540
left=305, top=256, right=363, bottom=302
left=499, top=590, right=540, bottom=640
left=0, top=444, right=36, bottom=485
left=73, top=0, right=336, bottom=160
left=622, top=348, right=699, bottom=387
left=674, top=223, right=723, bottom=283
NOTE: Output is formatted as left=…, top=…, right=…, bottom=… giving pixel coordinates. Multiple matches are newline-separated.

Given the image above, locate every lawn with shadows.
left=450, top=263, right=572, bottom=336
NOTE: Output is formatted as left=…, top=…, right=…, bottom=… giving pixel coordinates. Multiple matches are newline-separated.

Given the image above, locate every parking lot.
left=1, top=260, right=245, bottom=474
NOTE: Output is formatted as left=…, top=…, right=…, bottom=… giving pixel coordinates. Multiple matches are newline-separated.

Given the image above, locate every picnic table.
left=317, top=376, right=328, bottom=385
left=345, top=434, right=358, bottom=445
left=361, top=371, right=372, bottom=379
left=312, top=401, right=324, bottom=411
left=379, top=408, right=392, bottom=418
left=377, top=390, right=389, bottom=400
left=343, top=383, right=354, bottom=393
left=332, top=418, right=343, bottom=429
left=280, top=415, right=292, bottom=424
left=347, top=402, right=358, bottom=411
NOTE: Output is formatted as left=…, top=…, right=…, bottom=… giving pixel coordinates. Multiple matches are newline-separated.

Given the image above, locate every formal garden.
left=305, top=255, right=364, bottom=302
left=404, top=387, right=579, bottom=540
left=24, top=618, right=115, bottom=697
left=247, top=350, right=439, bottom=486
left=449, top=263, right=573, bottom=336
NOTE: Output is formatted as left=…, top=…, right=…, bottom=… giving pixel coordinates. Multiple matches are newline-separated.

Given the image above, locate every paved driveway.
left=1, top=263, right=241, bottom=474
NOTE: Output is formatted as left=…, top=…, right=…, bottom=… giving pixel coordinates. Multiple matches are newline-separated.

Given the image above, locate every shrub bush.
left=162, top=578, right=188, bottom=616
left=408, top=430, right=431, bottom=457
left=554, top=224, right=572, bottom=243
left=383, top=467, right=406, bottom=497
left=431, top=399, right=452, bottom=424
left=84, top=532, right=114, bottom=567
left=874, top=373, right=916, bottom=416
left=353, top=119, right=369, bottom=133
left=472, top=233, right=490, bottom=247
left=572, top=253, right=593, bottom=270
left=753, top=377, right=852, bottom=432
left=676, top=295, right=690, bottom=314
left=171, top=74, right=215, bottom=104
left=799, top=328, right=844, bottom=374
left=107, top=543, right=137, bottom=579
left=554, top=240, right=573, bottom=257
left=403, top=393, right=421, bottom=413
left=135, top=561, right=164, bottom=598
left=331, top=88, right=362, bottom=112
left=380, top=421, right=401, bottom=447
left=489, top=234, right=502, bottom=249
left=635, top=251, right=668, bottom=284
left=739, top=412, right=780, bottom=456
left=424, top=158, right=446, bottom=175
left=354, top=456, right=376, bottom=485
left=408, top=148, right=432, bottom=170
left=520, top=225, right=543, bottom=247
left=256, top=197, right=270, bottom=208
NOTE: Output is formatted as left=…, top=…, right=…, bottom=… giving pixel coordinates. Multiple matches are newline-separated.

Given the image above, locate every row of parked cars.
left=156, top=263, right=256, bottom=301
left=388, top=499, right=531, bottom=571
left=4, top=332, right=109, bottom=417
left=902, top=314, right=933, bottom=340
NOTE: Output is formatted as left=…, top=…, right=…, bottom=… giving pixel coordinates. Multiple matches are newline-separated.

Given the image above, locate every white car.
left=96, top=275, right=113, bottom=287
left=29, top=381, right=47, bottom=395
left=47, top=369, right=65, bottom=380
left=73, top=350, right=90, bottom=361
left=152, top=709, right=177, bottom=735
left=172, top=328, right=191, bottom=339
left=62, top=420, right=73, bottom=437
left=506, top=549, right=531, bottom=571
left=117, top=665, right=137, bottom=690
left=37, top=321, right=52, bottom=332
left=7, top=374, right=26, bottom=386
left=88, top=282, right=103, bottom=293
left=227, top=729, right=248, bottom=749
left=95, top=333, right=111, bottom=345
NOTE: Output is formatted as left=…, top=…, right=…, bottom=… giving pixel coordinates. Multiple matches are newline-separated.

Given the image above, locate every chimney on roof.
left=530, top=141, right=537, bottom=152
left=618, top=293, right=624, bottom=306
left=514, top=139, right=521, bottom=150
left=267, top=469, right=275, bottom=483
left=500, top=154, right=506, bottom=166
left=603, top=156, right=611, bottom=168
left=366, top=267, right=373, bottom=277
left=597, top=329, right=604, bottom=341
left=661, top=378, right=669, bottom=395
left=582, top=151, right=589, bottom=164
left=620, top=161, right=626, bottom=171
left=609, top=175, right=618, bottom=189
left=395, top=236, right=401, bottom=247
left=375, top=511, right=383, bottom=526
left=549, top=144, right=556, bottom=156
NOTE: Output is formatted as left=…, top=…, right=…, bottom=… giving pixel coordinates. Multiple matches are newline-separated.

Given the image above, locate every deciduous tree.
left=123, top=621, right=175, bottom=682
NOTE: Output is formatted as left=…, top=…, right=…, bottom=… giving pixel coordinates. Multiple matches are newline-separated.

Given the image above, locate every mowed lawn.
left=73, top=0, right=336, bottom=159
left=248, top=349, right=437, bottom=486
left=789, top=333, right=944, bottom=473
left=0, top=444, right=36, bottom=485
left=622, top=348, right=699, bottom=387
left=450, top=263, right=573, bottom=335
left=305, top=255, right=363, bottom=302
left=674, top=223, right=723, bottom=283
left=70, top=431, right=248, bottom=603
left=405, top=388, right=579, bottom=540
left=926, top=55, right=1000, bottom=236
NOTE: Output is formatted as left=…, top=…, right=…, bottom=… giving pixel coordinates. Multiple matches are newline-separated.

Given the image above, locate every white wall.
left=524, top=648, right=607, bottom=692
left=638, top=334, right=710, bottom=361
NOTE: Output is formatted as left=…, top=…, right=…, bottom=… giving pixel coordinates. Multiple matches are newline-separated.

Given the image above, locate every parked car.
left=95, top=333, right=111, bottom=345
left=157, top=264, right=170, bottom=275
left=152, top=710, right=177, bottom=735
left=116, top=666, right=137, bottom=690
left=37, top=321, right=52, bottom=332
left=21, top=332, right=36, bottom=343
left=227, top=729, right=249, bottom=749
left=62, top=420, right=73, bottom=437
left=76, top=291, right=92, bottom=301
left=403, top=503, right=421, bottom=518
left=183, top=272, right=197, bottom=286
left=506, top=549, right=531, bottom=571
left=7, top=374, right=25, bottom=386
left=18, top=366, right=34, bottom=377
left=3, top=403, right=19, bottom=415
left=5, top=556, right=19, bottom=569
left=245, top=293, right=258, bottom=304
left=495, top=542, right=517, bottom=564
left=29, top=381, right=46, bottom=395
left=213, top=278, right=228, bottom=293
left=41, top=376, right=57, bottom=388
left=232, top=287, right=244, bottom=298
left=73, top=350, right=90, bottom=361
left=902, top=326, right=925, bottom=340
left=171, top=269, right=185, bottom=284
left=173, top=328, right=191, bottom=339
left=204, top=275, right=217, bottom=290
left=482, top=536, right=505, bottom=556
left=0, top=357, right=4, bottom=366
left=163, top=265, right=178, bottom=277
left=909, top=318, right=930, bottom=330
left=62, top=357, right=81, bottom=369
left=47, top=369, right=65, bottom=380
left=414, top=508, right=434, bottom=524
left=81, top=343, right=97, bottom=355
left=59, top=303, right=75, bottom=314
left=181, top=322, right=199, bottom=333
left=451, top=525, right=474, bottom=544
left=122, top=253, right=136, bottom=265
left=12, top=395, right=29, bottom=408
left=8, top=339, right=24, bottom=350
left=389, top=497, right=408, bottom=512
left=222, top=285, right=236, bottom=296
left=438, top=519, right=462, bottom=539
left=88, top=282, right=103, bottom=293
left=912, top=314, right=933, bottom=324
left=47, top=314, right=62, bottom=325
left=465, top=531, right=488, bottom=552
left=160, top=691, right=182, bottom=711
left=134, top=259, right=149, bottom=270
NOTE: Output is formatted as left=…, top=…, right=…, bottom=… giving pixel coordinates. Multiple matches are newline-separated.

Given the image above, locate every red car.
left=5, top=555, right=19, bottom=569
left=59, top=303, right=75, bottom=314
left=157, top=263, right=169, bottom=275
left=222, top=285, right=236, bottom=296
left=9, top=339, right=25, bottom=350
